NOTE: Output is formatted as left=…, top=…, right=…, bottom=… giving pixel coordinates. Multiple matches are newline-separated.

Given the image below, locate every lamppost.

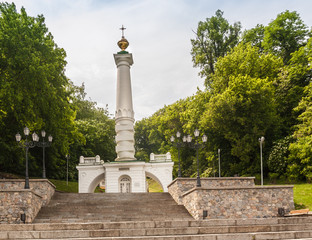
left=36, top=130, right=53, bottom=178
left=66, top=154, right=70, bottom=186
left=218, top=149, right=221, bottom=178
left=15, top=127, right=39, bottom=189
left=186, top=129, right=207, bottom=187
left=259, top=136, right=265, bottom=186
left=170, top=131, right=186, bottom=178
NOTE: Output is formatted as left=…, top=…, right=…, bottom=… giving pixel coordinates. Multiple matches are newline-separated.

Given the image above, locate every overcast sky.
left=11, top=0, right=312, bottom=120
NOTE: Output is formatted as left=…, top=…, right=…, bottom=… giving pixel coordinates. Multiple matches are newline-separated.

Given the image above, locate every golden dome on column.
left=118, top=25, right=129, bottom=52
left=118, top=37, right=129, bottom=51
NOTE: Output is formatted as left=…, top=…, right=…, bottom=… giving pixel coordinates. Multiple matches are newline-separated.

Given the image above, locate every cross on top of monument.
left=120, top=25, right=126, bottom=38
left=117, top=25, right=129, bottom=52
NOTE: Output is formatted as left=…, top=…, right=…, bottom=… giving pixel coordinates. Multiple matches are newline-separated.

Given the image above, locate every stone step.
left=2, top=220, right=312, bottom=238
left=3, top=218, right=307, bottom=231
left=3, top=229, right=312, bottom=240
left=3, top=218, right=312, bottom=239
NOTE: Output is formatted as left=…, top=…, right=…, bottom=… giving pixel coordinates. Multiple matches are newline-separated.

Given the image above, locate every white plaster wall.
left=104, top=162, right=146, bottom=193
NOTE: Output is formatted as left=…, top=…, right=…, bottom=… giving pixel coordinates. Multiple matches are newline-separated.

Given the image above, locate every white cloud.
left=9, top=0, right=312, bottom=120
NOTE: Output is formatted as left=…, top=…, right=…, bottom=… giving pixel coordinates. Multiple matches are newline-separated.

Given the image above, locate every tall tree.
left=200, top=75, right=278, bottom=175
left=191, top=10, right=241, bottom=88
left=263, top=10, right=311, bottom=64
left=0, top=3, right=78, bottom=177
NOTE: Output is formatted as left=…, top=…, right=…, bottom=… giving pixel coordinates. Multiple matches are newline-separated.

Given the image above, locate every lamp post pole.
left=170, top=131, right=186, bottom=178
left=259, top=136, right=265, bottom=186
left=15, top=127, right=39, bottom=189
left=218, top=149, right=221, bottom=178
left=66, top=154, right=70, bottom=186
left=186, top=129, right=207, bottom=188
left=37, top=130, right=53, bottom=179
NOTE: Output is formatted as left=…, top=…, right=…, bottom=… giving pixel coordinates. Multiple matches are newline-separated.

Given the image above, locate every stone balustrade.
left=0, top=179, right=55, bottom=224
left=150, top=152, right=172, bottom=162
left=79, top=155, right=102, bottom=165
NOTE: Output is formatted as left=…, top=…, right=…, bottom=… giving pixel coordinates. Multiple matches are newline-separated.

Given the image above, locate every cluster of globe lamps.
left=15, top=127, right=53, bottom=189
left=171, top=129, right=207, bottom=187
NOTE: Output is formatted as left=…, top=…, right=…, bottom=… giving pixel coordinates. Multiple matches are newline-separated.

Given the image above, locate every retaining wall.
left=168, top=178, right=294, bottom=220
left=0, top=179, right=55, bottom=224
left=182, top=186, right=294, bottom=220
left=168, top=177, right=255, bottom=205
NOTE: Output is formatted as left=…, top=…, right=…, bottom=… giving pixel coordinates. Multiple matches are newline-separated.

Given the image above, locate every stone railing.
left=150, top=152, right=172, bottom=162
left=168, top=177, right=255, bottom=205
left=182, top=185, right=294, bottom=220
left=79, top=155, right=102, bottom=165
left=0, top=179, right=55, bottom=224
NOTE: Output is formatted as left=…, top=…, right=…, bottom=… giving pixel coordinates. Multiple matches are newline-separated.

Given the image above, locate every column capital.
left=114, top=53, right=133, bottom=66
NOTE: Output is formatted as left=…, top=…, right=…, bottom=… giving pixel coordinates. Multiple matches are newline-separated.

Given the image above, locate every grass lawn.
left=293, top=183, right=312, bottom=210
left=49, top=179, right=78, bottom=193
left=147, top=178, right=163, bottom=192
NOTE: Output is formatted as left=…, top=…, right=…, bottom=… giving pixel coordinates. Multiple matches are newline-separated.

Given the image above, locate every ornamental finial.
left=117, top=25, right=129, bottom=52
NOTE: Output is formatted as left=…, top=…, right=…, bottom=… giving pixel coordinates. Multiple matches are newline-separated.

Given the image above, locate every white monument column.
left=114, top=27, right=136, bottom=161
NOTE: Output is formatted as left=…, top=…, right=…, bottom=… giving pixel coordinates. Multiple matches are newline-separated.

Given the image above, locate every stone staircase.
left=2, top=192, right=312, bottom=239
left=1, top=217, right=312, bottom=239
left=33, top=191, right=193, bottom=223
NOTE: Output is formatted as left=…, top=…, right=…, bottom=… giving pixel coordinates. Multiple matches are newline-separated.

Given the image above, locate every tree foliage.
left=0, top=3, right=80, bottom=177
left=287, top=81, right=312, bottom=181
left=263, top=10, right=311, bottom=64
left=135, top=10, right=312, bottom=181
left=191, top=9, right=241, bottom=88
left=0, top=3, right=115, bottom=181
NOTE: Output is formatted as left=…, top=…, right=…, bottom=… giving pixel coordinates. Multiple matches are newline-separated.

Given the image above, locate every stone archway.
left=88, top=172, right=105, bottom=193
left=76, top=162, right=105, bottom=193
left=145, top=171, right=164, bottom=192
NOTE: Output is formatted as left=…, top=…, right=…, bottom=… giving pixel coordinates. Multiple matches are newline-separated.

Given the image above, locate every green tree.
left=0, top=3, right=79, bottom=177
left=273, top=38, right=312, bottom=136
left=263, top=10, right=311, bottom=64
left=191, top=9, right=241, bottom=88
left=200, top=75, right=278, bottom=175
left=211, top=43, right=283, bottom=93
left=242, top=24, right=265, bottom=50
left=67, top=82, right=115, bottom=180
left=267, top=136, right=293, bottom=177
left=288, top=81, right=312, bottom=181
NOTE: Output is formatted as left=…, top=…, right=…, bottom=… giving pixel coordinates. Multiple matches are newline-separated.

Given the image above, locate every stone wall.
left=182, top=186, right=294, bottom=220
left=0, top=179, right=55, bottom=206
left=168, top=177, right=255, bottom=205
left=0, top=179, right=56, bottom=224
left=0, top=190, right=42, bottom=224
